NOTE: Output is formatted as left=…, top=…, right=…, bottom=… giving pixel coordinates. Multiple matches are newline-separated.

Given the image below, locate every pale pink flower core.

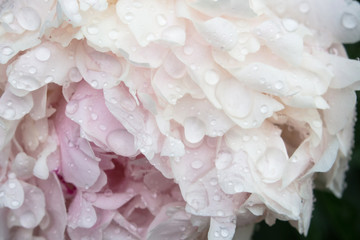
left=0, top=0, right=360, bottom=239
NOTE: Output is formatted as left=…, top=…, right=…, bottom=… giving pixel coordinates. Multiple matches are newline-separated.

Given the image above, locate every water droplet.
left=146, top=33, right=155, bottom=42
left=1, top=47, right=14, bottom=56
left=66, top=101, right=78, bottom=115
left=210, top=178, right=218, bottom=186
left=217, top=210, right=224, bottom=216
left=87, top=25, right=99, bottom=35
left=16, top=7, right=41, bottom=31
left=299, top=2, right=310, bottom=13
left=20, top=211, right=36, bottom=228
left=260, top=105, right=268, bottom=114
left=108, top=30, right=120, bottom=40
left=291, top=156, right=298, bottom=163
left=191, top=160, right=203, bottom=169
left=156, top=14, right=167, bottom=26
left=11, top=200, right=20, bottom=207
left=214, top=231, right=220, bottom=237
left=35, top=47, right=51, bottom=61
left=213, top=194, right=221, bottom=201
left=3, top=107, right=16, bottom=119
left=210, top=119, right=217, bottom=126
left=220, top=228, right=229, bottom=238
left=282, top=18, right=299, bottom=32
left=341, top=13, right=358, bottom=30
left=44, top=75, right=54, bottom=83
left=183, top=46, right=194, bottom=55
left=28, top=67, right=37, bottom=74
left=234, top=183, right=244, bottom=192
left=99, top=124, right=107, bottom=131
left=274, top=81, right=284, bottom=90
left=8, top=181, right=16, bottom=189
left=90, top=80, right=98, bottom=88
left=204, top=70, right=220, bottom=85
left=215, top=151, right=232, bottom=170
left=90, top=113, right=98, bottom=121
left=124, top=12, right=135, bottom=22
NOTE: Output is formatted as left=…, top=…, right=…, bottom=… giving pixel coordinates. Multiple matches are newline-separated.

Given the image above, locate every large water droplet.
left=3, top=107, right=16, bottom=120
left=16, top=7, right=41, bottom=31
left=65, top=101, right=79, bottom=115
left=90, top=80, right=99, bottom=88
left=204, top=70, right=220, bottom=85
left=35, top=47, right=51, bottom=61
left=341, top=13, right=358, bottom=29
left=20, top=211, right=36, bottom=228
left=282, top=18, right=299, bottom=32
left=90, top=113, right=98, bottom=121
left=124, top=12, right=135, bottom=22
left=1, top=47, right=13, bottom=56
left=87, top=25, right=99, bottom=35
left=298, top=2, right=310, bottom=13
left=220, top=228, right=229, bottom=238
left=191, top=160, right=204, bottom=169
left=260, top=105, right=268, bottom=114
left=215, top=151, right=232, bottom=170
left=184, top=117, right=206, bottom=144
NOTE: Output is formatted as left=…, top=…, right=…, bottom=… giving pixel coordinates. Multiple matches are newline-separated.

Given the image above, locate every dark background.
left=252, top=25, right=360, bottom=240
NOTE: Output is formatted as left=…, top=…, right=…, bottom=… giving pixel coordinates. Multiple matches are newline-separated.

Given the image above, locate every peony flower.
left=1, top=0, right=360, bottom=239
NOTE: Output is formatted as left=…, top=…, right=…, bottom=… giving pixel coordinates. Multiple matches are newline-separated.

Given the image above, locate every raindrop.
left=69, top=68, right=82, bottom=82
left=260, top=105, right=268, bottom=114
left=191, top=160, right=203, bottom=169
left=220, top=228, right=229, bottom=237
left=274, top=81, right=284, bottom=90
left=8, top=181, right=16, bottom=189
left=204, top=70, right=220, bottom=85
left=35, top=47, right=51, bottom=61
left=213, top=194, right=221, bottom=201
left=20, top=212, right=36, bottom=228
left=156, top=14, right=167, bottom=26
left=282, top=18, right=299, bottom=32
left=217, top=210, right=224, bottom=216
left=87, top=25, right=99, bottom=35
left=3, top=107, right=16, bottom=119
left=90, top=80, right=99, bottom=88
left=44, top=75, right=54, bottom=83
left=104, top=189, right=113, bottom=197
left=1, top=47, right=14, bottom=56
left=124, top=12, right=135, bottom=22
left=146, top=33, right=155, bottom=41
left=299, top=2, right=310, bottom=14
left=11, top=200, right=20, bottom=207
left=28, top=67, right=37, bottom=74
left=16, top=7, right=41, bottom=31
left=341, top=13, right=358, bottom=30
left=210, top=178, right=218, bottom=186
left=99, top=124, right=107, bottom=131
left=183, top=46, right=194, bottom=55
left=65, top=101, right=78, bottom=115
left=90, top=113, right=98, bottom=121
left=108, top=30, right=120, bottom=40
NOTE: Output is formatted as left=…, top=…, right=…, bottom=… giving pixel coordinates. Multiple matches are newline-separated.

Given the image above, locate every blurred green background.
left=252, top=34, right=360, bottom=240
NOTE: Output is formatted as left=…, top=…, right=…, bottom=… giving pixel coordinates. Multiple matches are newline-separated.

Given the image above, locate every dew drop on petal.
left=3, top=107, right=16, bottom=119
left=124, top=12, right=135, bottom=22
left=282, top=18, right=299, bottom=32
left=90, top=80, right=99, bottom=88
left=299, top=2, right=310, bottom=13
left=260, top=105, right=268, bottom=114
left=156, top=14, right=167, bottom=26
left=1, top=47, right=14, bottom=56
left=90, top=113, right=98, bottom=121
left=191, top=160, right=203, bottom=169
left=220, top=228, right=229, bottom=238
left=87, top=25, right=99, bottom=35
left=2, top=12, right=14, bottom=24
left=341, top=13, right=358, bottom=30
left=183, top=46, right=194, bottom=55
left=65, top=101, right=79, bottom=115
left=204, top=70, right=220, bottom=85
left=20, top=211, right=36, bottom=228
left=44, top=75, right=54, bottom=83
left=35, top=47, right=51, bottom=61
